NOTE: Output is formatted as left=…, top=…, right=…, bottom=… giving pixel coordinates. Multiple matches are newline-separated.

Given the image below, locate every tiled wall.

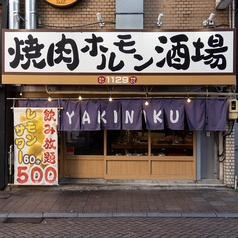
left=225, top=122, right=235, bottom=187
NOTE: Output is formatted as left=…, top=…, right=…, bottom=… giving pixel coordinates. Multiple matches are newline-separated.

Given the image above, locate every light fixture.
left=37, top=15, right=42, bottom=26
left=145, top=93, right=149, bottom=106
left=13, top=13, right=20, bottom=22
left=187, top=97, right=191, bottom=103
left=157, top=13, right=163, bottom=27
left=109, top=93, right=112, bottom=102
left=48, top=94, right=51, bottom=102
left=96, top=13, right=105, bottom=27
left=202, top=13, right=215, bottom=27
left=19, top=85, right=22, bottom=96
left=78, top=93, right=82, bottom=100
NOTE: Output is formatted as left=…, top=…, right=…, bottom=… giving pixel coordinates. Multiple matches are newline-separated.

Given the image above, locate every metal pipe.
left=235, top=175, right=237, bottom=189
left=8, top=145, right=13, bottom=183
left=218, top=132, right=224, bottom=182
left=25, top=0, right=36, bottom=29
left=9, top=0, right=20, bottom=29
left=232, top=0, right=235, bottom=28
left=214, top=133, right=219, bottom=180
left=7, top=96, right=231, bottom=101
left=44, top=90, right=238, bottom=98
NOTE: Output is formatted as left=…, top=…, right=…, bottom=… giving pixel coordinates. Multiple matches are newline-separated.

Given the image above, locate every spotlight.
left=145, top=93, right=149, bottom=106
left=187, top=97, right=191, bottom=103
left=157, top=13, right=163, bottom=27
left=78, top=93, right=82, bottom=100
left=48, top=94, right=51, bottom=102
left=96, top=13, right=105, bottom=27
left=109, top=94, right=112, bottom=102
left=202, top=13, right=215, bottom=27
left=19, top=85, right=22, bottom=96
left=13, top=13, right=20, bottom=22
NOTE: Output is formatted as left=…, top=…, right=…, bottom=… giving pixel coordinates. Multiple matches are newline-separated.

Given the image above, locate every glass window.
left=107, top=130, right=148, bottom=156
left=151, top=129, right=193, bottom=156
left=66, top=131, right=104, bottom=155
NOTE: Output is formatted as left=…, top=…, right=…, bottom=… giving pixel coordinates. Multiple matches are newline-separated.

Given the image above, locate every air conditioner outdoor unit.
left=216, top=0, right=232, bottom=9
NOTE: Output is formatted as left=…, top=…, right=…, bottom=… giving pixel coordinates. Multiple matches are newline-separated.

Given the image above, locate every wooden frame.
left=62, top=130, right=196, bottom=181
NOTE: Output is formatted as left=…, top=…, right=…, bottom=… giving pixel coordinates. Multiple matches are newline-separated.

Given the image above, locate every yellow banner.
left=14, top=108, right=58, bottom=185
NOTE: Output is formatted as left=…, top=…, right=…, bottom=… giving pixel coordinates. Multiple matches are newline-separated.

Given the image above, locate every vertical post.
left=196, top=131, right=202, bottom=181
left=218, top=131, right=224, bottom=182
left=234, top=0, right=238, bottom=189
left=0, top=0, right=8, bottom=189
left=236, top=0, right=238, bottom=92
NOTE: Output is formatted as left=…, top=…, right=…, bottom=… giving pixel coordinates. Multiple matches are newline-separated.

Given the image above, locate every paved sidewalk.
left=1, top=187, right=238, bottom=218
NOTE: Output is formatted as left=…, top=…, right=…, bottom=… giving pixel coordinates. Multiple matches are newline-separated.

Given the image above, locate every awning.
left=18, top=98, right=227, bottom=131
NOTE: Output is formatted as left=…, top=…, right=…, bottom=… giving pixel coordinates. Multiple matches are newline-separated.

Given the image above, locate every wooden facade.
left=60, top=131, right=196, bottom=180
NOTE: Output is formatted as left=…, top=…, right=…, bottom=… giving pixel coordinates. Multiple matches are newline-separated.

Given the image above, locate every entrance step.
left=5, top=178, right=226, bottom=191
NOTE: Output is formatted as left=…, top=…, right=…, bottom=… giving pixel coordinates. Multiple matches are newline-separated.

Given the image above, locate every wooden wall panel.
left=104, top=156, right=195, bottom=180
left=64, top=156, right=104, bottom=178
left=151, top=160, right=194, bottom=180
left=106, top=160, right=148, bottom=174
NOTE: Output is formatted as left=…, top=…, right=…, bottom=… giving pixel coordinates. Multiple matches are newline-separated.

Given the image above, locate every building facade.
left=0, top=0, right=237, bottom=188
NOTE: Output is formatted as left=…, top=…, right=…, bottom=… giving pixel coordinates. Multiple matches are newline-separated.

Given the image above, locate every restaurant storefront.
left=2, top=29, right=236, bottom=185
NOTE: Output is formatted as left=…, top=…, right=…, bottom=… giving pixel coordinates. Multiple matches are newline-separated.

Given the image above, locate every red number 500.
left=16, top=166, right=57, bottom=184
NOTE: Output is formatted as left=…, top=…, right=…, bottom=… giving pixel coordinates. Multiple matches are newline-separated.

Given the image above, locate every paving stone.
left=181, top=213, right=217, bottom=217
left=43, top=212, right=78, bottom=218
left=216, top=213, right=238, bottom=218
left=147, top=213, right=181, bottom=217
left=0, top=214, right=8, bottom=218
left=210, top=201, right=227, bottom=206
left=0, top=188, right=238, bottom=217
left=78, top=213, right=113, bottom=217
left=2, top=217, right=238, bottom=237
left=113, top=213, right=147, bottom=217
left=8, top=213, right=43, bottom=218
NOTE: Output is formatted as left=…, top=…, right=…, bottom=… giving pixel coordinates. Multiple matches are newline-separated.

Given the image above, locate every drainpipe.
left=232, top=0, right=235, bottom=28
left=25, top=0, right=36, bottom=29
left=214, top=133, right=219, bottom=179
left=218, top=132, right=224, bottom=182
left=8, top=145, right=13, bottom=183
left=9, top=0, right=20, bottom=29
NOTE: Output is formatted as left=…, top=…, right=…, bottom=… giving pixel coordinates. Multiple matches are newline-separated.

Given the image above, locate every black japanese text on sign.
left=4, top=31, right=234, bottom=74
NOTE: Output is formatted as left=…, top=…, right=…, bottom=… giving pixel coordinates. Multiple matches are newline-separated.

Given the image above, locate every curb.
left=1, top=212, right=238, bottom=219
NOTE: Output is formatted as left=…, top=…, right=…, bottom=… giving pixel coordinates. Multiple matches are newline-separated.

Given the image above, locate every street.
left=0, top=217, right=238, bottom=237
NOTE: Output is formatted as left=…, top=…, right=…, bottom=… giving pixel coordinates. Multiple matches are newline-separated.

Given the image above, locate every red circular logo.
left=129, top=76, right=137, bottom=84
left=98, top=76, right=105, bottom=84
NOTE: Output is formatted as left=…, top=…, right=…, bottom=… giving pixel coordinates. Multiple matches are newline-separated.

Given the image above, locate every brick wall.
left=224, top=122, right=235, bottom=187
left=144, top=0, right=231, bottom=29
left=144, top=0, right=230, bottom=29
left=34, top=0, right=116, bottom=30
left=19, top=0, right=230, bottom=30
